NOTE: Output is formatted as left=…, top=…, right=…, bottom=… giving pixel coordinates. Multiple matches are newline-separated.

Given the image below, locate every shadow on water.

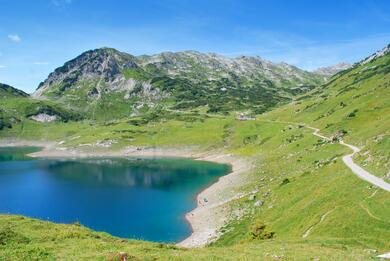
left=0, top=147, right=230, bottom=242
left=39, top=157, right=231, bottom=191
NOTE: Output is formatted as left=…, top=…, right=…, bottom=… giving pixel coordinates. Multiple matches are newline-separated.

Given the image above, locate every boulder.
left=254, top=200, right=263, bottom=207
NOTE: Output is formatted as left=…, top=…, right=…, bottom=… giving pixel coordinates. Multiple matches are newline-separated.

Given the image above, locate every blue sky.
left=1, top=0, right=390, bottom=93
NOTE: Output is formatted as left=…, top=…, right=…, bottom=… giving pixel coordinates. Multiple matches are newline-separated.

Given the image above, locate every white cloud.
left=0, top=65, right=6, bottom=68
left=33, top=61, right=50, bottom=65
left=51, top=0, right=72, bottom=7
left=8, top=34, right=21, bottom=43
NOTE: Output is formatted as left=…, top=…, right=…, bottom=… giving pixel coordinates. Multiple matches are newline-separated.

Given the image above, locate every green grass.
left=123, top=68, right=149, bottom=81
left=263, top=51, right=390, bottom=178
left=0, top=215, right=381, bottom=260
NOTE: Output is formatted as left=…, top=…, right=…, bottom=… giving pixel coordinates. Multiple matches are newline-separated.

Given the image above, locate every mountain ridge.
left=33, top=47, right=326, bottom=118
left=0, top=83, right=29, bottom=97
left=313, top=62, right=351, bottom=77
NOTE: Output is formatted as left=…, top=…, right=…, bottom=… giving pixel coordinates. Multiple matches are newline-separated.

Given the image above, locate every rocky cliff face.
left=360, top=44, right=390, bottom=65
left=35, top=48, right=141, bottom=97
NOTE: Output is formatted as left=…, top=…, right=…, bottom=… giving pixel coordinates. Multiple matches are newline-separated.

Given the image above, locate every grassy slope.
left=0, top=95, right=81, bottom=127
left=0, top=215, right=376, bottom=261
left=0, top=83, right=28, bottom=98
left=264, top=51, right=390, bottom=179
left=217, top=50, right=390, bottom=250
left=0, top=51, right=389, bottom=260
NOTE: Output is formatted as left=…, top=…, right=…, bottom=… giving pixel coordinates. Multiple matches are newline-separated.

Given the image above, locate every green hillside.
left=0, top=84, right=81, bottom=130
left=265, top=44, right=390, bottom=179
left=0, top=83, right=29, bottom=98
left=0, top=45, right=389, bottom=260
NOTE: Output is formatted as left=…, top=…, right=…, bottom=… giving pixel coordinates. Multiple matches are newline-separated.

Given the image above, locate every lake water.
left=0, top=147, right=230, bottom=243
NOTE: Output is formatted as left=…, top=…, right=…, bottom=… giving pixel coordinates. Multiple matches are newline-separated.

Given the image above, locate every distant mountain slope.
left=0, top=84, right=81, bottom=130
left=0, top=83, right=29, bottom=97
left=137, top=50, right=322, bottom=87
left=0, top=83, right=28, bottom=130
left=33, top=48, right=325, bottom=119
left=313, top=62, right=351, bottom=77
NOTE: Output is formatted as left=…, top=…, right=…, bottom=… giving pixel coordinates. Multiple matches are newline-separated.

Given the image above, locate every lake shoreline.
left=0, top=140, right=251, bottom=248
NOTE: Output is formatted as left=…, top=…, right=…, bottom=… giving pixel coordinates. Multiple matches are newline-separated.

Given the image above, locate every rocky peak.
left=236, top=55, right=268, bottom=64
left=62, top=48, right=136, bottom=78
left=361, top=44, right=390, bottom=65
left=35, top=48, right=139, bottom=96
left=314, top=62, right=352, bottom=77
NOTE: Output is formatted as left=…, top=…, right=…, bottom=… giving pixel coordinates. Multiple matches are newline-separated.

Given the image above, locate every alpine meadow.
left=0, top=1, right=389, bottom=260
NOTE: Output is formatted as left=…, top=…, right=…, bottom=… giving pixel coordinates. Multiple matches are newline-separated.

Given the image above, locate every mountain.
left=313, top=62, right=351, bottom=77
left=33, top=48, right=325, bottom=119
left=0, top=83, right=29, bottom=97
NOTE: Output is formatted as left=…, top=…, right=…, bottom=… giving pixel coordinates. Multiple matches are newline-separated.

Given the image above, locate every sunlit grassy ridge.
left=0, top=49, right=389, bottom=260
left=264, top=49, right=390, bottom=178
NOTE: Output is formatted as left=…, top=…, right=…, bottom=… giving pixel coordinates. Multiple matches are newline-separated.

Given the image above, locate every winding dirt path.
left=260, top=120, right=389, bottom=192
left=308, top=127, right=390, bottom=192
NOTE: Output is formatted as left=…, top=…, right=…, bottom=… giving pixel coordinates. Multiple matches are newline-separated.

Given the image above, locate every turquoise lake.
left=0, top=147, right=230, bottom=243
